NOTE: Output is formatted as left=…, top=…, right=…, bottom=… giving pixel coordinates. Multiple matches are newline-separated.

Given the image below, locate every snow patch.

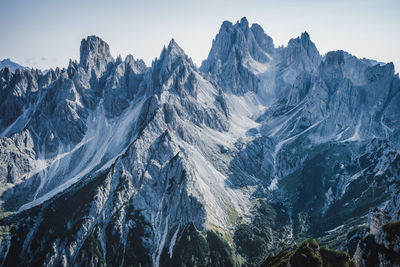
left=168, top=226, right=180, bottom=258
left=327, top=224, right=344, bottom=234
left=243, top=56, right=271, bottom=74
left=335, top=127, right=349, bottom=141
left=267, top=178, right=278, bottom=191
left=0, top=107, right=31, bottom=137
left=18, top=97, right=146, bottom=212
left=342, top=119, right=362, bottom=142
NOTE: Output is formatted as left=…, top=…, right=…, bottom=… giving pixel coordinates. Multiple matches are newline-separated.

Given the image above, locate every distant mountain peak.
left=156, top=38, right=191, bottom=66
left=150, top=38, right=196, bottom=91
left=287, top=31, right=316, bottom=51
left=0, top=58, right=27, bottom=72
left=166, top=38, right=185, bottom=56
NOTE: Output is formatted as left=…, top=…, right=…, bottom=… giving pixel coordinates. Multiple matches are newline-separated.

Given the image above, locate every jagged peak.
left=116, top=55, right=123, bottom=64
left=238, top=16, right=249, bottom=31
left=79, top=35, right=114, bottom=72
left=216, top=17, right=251, bottom=37
left=288, top=31, right=314, bottom=48
left=0, top=58, right=12, bottom=63
left=285, top=31, right=321, bottom=66
left=201, top=17, right=274, bottom=72
left=125, top=54, right=135, bottom=63
left=218, top=17, right=249, bottom=33
left=299, top=31, right=317, bottom=52
left=125, top=55, right=147, bottom=74
left=150, top=38, right=196, bottom=84
left=220, top=20, right=233, bottom=32
left=157, top=38, right=192, bottom=66
left=80, top=35, right=109, bottom=50
left=0, top=65, right=12, bottom=78
left=125, top=54, right=146, bottom=66
left=66, top=59, right=79, bottom=78
left=68, top=58, right=79, bottom=67
left=250, top=23, right=275, bottom=53
left=0, top=58, right=28, bottom=72
left=166, top=38, right=186, bottom=57
left=301, top=31, right=310, bottom=41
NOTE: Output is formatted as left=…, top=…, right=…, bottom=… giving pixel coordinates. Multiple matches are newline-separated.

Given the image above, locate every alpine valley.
left=0, top=17, right=399, bottom=266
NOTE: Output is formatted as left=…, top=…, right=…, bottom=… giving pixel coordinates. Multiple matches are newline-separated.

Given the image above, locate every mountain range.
left=0, top=17, right=399, bottom=266
left=0, top=59, right=27, bottom=73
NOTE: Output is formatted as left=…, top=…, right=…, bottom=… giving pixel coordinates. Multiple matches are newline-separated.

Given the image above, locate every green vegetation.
left=0, top=209, right=14, bottom=235
left=319, top=246, right=351, bottom=267
left=260, top=247, right=294, bottom=267
left=161, top=223, right=237, bottom=267
left=290, top=240, right=323, bottom=267
left=261, top=239, right=352, bottom=267
left=234, top=200, right=290, bottom=266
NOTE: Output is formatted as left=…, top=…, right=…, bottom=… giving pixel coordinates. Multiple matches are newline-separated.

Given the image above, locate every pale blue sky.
left=1, top=0, right=399, bottom=72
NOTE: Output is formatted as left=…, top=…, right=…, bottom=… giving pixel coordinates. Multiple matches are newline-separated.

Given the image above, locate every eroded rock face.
left=79, top=35, right=114, bottom=78
left=0, top=17, right=399, bottom=267
left=353, top=221, right=400, bottom=267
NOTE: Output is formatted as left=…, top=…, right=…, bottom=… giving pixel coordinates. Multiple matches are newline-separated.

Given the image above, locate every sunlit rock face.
left=0, top=17, right=399, bottom=267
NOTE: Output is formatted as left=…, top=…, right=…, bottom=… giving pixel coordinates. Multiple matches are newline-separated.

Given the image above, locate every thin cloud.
left=41, top=56, right=57, bottom=62
left=25, top=57, right=37, bottom=66
left=24, top=56, right=58, bottom=68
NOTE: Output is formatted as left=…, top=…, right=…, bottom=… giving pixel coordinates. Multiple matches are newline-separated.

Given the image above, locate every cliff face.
left=353, top=221, right=400, bottom=267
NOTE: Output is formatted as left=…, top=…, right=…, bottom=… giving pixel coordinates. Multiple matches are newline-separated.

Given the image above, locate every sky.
left=0, top=0, right=399, bottom=72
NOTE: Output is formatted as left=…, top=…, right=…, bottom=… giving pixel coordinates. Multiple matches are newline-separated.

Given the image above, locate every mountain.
left=0, top=59, right=28, bottom=72
left=0, top=17, right=399, bottom=266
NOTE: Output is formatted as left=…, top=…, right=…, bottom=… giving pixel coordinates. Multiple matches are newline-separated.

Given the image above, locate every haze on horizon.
left=0, top=0, right=399, bottom=72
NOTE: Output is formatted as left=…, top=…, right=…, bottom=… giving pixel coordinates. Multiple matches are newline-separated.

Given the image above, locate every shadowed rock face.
left=0, top=17, right=399, bottom=267
left=261, top=239, right=352, bottom=267
left=353, top=221, right=400, bottom=267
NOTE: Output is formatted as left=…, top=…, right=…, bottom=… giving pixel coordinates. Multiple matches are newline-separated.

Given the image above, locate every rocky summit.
left=0, top=17, right=399, bottom=267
